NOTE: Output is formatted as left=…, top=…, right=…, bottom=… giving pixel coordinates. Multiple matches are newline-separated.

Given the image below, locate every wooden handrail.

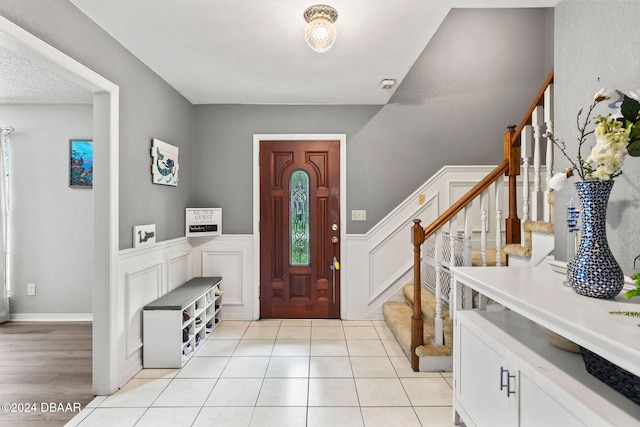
left=420, top=70, right=554, bottom=244
left=422, top=159, right=509, bottom=240
left=513, top=70, right=554, bottom=143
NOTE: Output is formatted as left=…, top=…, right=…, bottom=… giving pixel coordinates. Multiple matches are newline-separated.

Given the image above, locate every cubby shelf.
left=142, top=277, right=222, bottom=368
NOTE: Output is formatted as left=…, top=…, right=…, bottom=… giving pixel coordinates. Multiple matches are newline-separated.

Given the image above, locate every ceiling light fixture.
left=303, top=4, right=338, bottom=53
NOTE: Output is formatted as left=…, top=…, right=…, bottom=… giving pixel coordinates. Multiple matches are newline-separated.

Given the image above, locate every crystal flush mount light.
left=303, top=4, right=338, bottom=53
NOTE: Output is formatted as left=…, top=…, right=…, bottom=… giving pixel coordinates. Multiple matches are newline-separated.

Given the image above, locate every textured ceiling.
left=0, top=45, right=92, bottom=104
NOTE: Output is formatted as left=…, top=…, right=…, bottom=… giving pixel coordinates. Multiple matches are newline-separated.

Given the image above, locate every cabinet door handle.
left=500, top=367, right=508, bottom=393
left=500, top=367, right=516, bottom=396
left=507, top=372, right=516, bottom=396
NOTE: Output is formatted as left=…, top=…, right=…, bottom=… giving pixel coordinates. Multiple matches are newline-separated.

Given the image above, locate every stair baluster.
left=543, top=84, right=555, bottom=222
left=521, top=125, right=532, bottom=246
left=434, top=256, right=443, bottom=347
left=531, top=106, right=544, bottom=221
left=495, top=177, right=504, bottom=266
left=480, top=192, right=488, bottom=266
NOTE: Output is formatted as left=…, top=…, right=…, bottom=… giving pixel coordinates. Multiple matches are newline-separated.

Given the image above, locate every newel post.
left=411, top=219, right=425, bottom=371
left=504, top=125, right=521, bottom=245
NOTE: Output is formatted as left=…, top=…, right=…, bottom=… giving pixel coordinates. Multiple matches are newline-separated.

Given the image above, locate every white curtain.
left=0, top=132, right=9, bottom=323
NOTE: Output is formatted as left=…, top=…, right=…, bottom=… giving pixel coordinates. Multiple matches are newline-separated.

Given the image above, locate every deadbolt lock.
left=331, top=224, right=339, bottom=231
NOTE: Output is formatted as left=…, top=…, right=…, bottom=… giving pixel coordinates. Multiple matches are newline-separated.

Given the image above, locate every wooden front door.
left=259, top=140, right=340, bottom=319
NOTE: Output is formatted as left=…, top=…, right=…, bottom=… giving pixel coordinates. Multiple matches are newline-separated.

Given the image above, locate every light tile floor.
left=67, top=320, right=456, bottom=427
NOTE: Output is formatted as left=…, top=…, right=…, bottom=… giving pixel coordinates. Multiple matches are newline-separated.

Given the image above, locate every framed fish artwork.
left=69, top=139, right=93, bottom=188
left=151, top=138, right=179, bottom=186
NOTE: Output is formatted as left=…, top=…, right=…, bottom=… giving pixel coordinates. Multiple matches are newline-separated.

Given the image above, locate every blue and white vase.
left=567, top=180, right=624, bottom=299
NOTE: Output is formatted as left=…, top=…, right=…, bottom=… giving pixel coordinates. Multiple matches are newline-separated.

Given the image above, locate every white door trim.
left=253, top=134, right=347, bottom=319
left=0, top=15, right=120, bottom=395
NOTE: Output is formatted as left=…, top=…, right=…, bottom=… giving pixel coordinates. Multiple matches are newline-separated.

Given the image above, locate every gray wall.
left=554, top=1, right=640, bottom=274
left=0, top=0, right=196, bottom=250
left=192, top=104, right=382, bottom=234
left=0, top=4, right=553, bottom=246
left=194, top=8, right=554, bottom=234
left=0, top=104, right=93, bottom=314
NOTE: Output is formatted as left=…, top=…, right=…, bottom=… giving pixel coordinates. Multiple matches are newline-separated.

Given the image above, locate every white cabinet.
left=456, top=313, right=517, bottom=427
left=143, top=277, right=222, bottom=368
left=452, top=266, right=640, bottom=427
left=456, top=310, right=588, bottom=426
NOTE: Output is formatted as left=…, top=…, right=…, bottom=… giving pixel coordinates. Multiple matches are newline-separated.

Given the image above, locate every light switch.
left=351, top=210, right=366, bottom=221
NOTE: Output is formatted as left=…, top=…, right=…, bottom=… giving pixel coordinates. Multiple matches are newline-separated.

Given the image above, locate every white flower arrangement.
left=547, top=88, right=640, bottom=190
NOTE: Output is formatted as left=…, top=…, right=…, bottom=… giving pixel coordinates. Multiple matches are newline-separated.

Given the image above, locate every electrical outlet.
left=418, top=194, right=426, bottom=205
left=27, top=283, right=36, bottom=296
left=351, top=210, right=367, bottom=221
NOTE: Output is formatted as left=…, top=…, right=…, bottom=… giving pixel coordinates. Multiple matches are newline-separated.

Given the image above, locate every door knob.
left=331, top=236, right=339, bottom=244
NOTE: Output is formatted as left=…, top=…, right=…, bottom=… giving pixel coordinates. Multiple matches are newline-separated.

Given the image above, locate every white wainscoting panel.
left=116, top=237, right=193, bottom=387
left=192, top=235, right=254, bottom=320
left=368, top=194, right=438, bottom=303
left=202, top=251, right=242, bottom=305
left=124, top=263, right=162, bottom=358
left=168, top=252, right=192, bottom=292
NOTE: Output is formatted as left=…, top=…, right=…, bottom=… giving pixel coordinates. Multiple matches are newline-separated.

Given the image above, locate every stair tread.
left=524, top=219, right=554, bottom=234
left=382, top=301, right=452, bottom=360
left=503, top=243, right=531, bottom=258
left=402, top=284, right=449, bottom=325
left=382, top=302, right=433, bottom=359
left=503, top=219, right=554, bottom=260
left=471, top=248, right=507, bottom=266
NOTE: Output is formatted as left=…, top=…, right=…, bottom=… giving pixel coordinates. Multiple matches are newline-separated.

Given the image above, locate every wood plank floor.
left=0, top=321, right=93, bottom=426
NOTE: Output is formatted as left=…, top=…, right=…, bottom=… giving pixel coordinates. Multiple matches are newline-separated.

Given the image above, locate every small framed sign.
left=186, top=208, right=222, bottom=237
left=133, top=224, right=156, bottom=248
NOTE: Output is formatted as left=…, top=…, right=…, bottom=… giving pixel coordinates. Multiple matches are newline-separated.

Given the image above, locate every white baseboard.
left=9, top=313, right=92, bottom=321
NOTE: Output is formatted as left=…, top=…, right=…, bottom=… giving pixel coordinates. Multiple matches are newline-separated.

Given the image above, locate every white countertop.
left=452, top=266, right=640, bottom=377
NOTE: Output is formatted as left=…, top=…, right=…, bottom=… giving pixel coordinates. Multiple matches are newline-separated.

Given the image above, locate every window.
left=290, top=170, right=309, bottom=265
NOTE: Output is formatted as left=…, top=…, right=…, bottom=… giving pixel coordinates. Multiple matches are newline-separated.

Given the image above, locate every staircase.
left=383, top=70, right=556, bottom=371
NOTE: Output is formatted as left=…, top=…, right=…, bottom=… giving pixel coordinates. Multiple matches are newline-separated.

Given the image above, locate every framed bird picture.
left=151, top=138, right=179, bottom=186
left=69, top=139, right=93, bottom=187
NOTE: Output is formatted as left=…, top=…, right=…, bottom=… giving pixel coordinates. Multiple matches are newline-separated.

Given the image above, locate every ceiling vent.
left=380, top=79, right=396, bottom=89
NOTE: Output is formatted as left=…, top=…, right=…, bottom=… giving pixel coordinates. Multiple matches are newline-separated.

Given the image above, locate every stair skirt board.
left=418, top=354, right=453, bottom=372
